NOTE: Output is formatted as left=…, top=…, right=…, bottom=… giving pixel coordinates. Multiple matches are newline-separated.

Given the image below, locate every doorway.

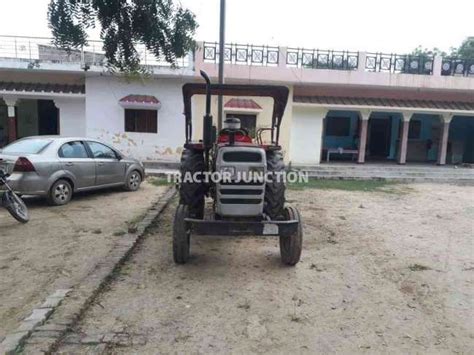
left=38, top=100, right=59, bottom=135
left=368, top=118, right=392, bottom=158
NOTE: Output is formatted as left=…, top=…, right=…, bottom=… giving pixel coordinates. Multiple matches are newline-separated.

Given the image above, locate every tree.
left=48, top=0, right=197, bottom=72
left=411, top=36, right=474, bottom=58
left=411, top=46, right=447, bottom=57
left=452, top=36, right=474, bottom=59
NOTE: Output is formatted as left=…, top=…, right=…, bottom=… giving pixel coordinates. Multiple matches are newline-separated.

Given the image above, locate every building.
left=0, top=35, right=473, bottom=166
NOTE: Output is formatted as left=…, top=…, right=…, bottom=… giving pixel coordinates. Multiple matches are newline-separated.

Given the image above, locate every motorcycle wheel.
left=3, top=191, right=29, bottom=223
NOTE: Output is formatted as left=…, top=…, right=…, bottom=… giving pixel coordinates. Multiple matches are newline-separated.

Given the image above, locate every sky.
left=0, top=0, right=472, bottom=53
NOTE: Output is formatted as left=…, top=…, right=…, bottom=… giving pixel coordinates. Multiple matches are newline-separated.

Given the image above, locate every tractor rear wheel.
left=264, top=150, right=286, bottom=219
left=173, top=205, right=191, bottom=264
left=280, top=206, right=303, bottom=266
left=179, top=149, right=205, bottom=219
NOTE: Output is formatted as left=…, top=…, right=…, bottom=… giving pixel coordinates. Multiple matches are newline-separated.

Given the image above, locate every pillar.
left=357, top=52, right=367, bottom=72
left=3, top=97, right=18, bottom=143
left=398, top=112, right=412, bottom=164
left=437, top=114, right=452, bottom=165
left=278, top=47, right=287, bottom=69
left=432, top=55, right=443, bottom=77
left=357, top=110, right=371, bottom=163
left=193, top=41, right=205, bottom=74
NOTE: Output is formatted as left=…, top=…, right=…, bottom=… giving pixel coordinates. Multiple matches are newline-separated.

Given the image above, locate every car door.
left=86, top=141, right=126, bottom=186
left=58, top=140, right=96, bottom=189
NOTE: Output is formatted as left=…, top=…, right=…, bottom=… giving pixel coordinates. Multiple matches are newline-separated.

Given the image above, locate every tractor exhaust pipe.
left=200, top=70, right=213, bottom=151
left=200, top=71, right=213, bottom=170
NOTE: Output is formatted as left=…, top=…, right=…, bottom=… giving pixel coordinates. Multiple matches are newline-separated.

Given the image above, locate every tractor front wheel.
left=264, top=150, right=286, bottom=219
left=173, top=205, right=191, bottom=264
left=179, top=149, right=205, bottom=219
left=280, top=206, right=303, bottom=266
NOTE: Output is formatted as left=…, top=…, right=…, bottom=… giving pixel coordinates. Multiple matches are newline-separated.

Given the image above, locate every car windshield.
left=1, top=138, right=52, bottom=154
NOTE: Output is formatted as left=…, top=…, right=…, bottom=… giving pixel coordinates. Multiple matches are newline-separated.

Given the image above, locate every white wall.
left=56, top=98, right=86, bottom=137
left=290, top=106, right=325, bottom=165
left=85, top=75, right=186, bottom=161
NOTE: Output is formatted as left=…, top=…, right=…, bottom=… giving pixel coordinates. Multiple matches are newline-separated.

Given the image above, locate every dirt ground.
left=55, top=183, right=474, bottom=354
left=0, top=181, right=167, bottom=341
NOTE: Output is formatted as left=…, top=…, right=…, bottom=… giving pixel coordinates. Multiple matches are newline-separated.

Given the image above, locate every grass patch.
left=287, top=179, right=401, bottom=193
left=147, top=177, right=173, bottom=187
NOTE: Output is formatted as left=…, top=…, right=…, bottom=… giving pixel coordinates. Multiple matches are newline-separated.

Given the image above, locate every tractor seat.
left=217, top=130, right=252, bottom=144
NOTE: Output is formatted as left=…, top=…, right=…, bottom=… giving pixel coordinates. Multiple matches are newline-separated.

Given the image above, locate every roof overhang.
left=224, top=98, right=263, bottom=113
left=0, top=81, right=85, bottom=99
left=119, top=95, right=161, bottom=110
left=293, top=96, right=474, bottom=116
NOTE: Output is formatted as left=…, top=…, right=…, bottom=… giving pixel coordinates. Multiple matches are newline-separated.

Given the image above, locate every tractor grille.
left=220, top=180, right=264, bottom=186
left=223, top=151, right=262, bottom=162
left=220, top=189, right=262, bottom=195
left=216, top=146, right=266, bottom=217
left=220, top=198, right=262, bottom=204
left=218, top=186, right=264, bottom=205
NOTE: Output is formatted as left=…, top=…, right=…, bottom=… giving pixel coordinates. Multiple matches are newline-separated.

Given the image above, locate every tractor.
left=173, top=71, right=303, bottom=265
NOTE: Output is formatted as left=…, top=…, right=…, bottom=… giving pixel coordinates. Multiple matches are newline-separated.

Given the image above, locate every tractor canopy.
left=182, top=83, right=289, bottom=144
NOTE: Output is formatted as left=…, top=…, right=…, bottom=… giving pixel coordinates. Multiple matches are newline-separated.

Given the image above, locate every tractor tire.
left=280, top=206, right=303, bottom=266
left=173, top=205, right=191, bottom=264
left=179, top=149, right=206, bottom=219
left=264, top=150, right=286, bottom=219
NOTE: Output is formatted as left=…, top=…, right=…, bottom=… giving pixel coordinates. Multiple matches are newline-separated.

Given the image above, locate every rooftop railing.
left=0, top=35, right=191, bottom=69
left=286, top=48, right=358, bottom=70
left=203, top=41, right=280, bottom=66
left=202, top=41, right=473, bottom=77
left=0, top=35, right=473, bottom=77
left=365, top=53, right=434, bottom=75
left=441, top=57, right=474, bottom=76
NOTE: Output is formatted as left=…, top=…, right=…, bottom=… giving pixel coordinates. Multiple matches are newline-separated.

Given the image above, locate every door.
left=37, top=100, right=59, bottom=135
left=58, top=141, right=96, bottom=189
left=369, top=119, right=391, bottom=158
left=86, top=141, right=125, bottom=186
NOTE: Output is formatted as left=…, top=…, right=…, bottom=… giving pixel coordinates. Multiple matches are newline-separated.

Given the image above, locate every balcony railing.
left=441, top=57, right=474, bottom=77
left=365, top=53, right=434, bottom=75
left=203, top=42, right=279, bottom=66
left=1, top=35, right=473, bottom=78
left=0, top=35, right=190, bottom=68
left=286, top=48, right=358, bottom=70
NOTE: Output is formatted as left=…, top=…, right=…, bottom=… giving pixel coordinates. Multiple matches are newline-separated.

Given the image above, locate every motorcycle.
left=0, top=169, right=29, bottom=223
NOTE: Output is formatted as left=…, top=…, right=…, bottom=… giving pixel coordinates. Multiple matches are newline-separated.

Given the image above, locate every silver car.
left=0, top=136, right=145, bottom=206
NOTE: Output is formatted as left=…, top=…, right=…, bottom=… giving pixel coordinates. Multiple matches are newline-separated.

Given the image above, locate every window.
left=226, top=114, right=257, bottom=137
left=59, top=141, right=89, bottom=158
left=2, top=138, right=52, bottom=154
left=125, top=109, right=157, bottom=133
left=408, top=120, right=422, bottom=139
left=87, top=141, right=117, bottom=159
left=325, top=116, right=351, bottom=136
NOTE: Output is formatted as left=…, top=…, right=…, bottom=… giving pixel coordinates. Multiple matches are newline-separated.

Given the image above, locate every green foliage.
left=287, top=179, right=403, bottom=193
left=452, top=36, right=474, bottom=59
left=148, top=177, right=173, bottom=186
left=411, top=45, right=447, bottom=57
left=412, top=36, right=474, bottom=59
left=48, top=0, right=197, bottom=72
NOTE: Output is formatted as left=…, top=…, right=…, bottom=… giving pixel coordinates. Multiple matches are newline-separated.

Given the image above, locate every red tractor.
left=173, top=71, right=303, bottom=265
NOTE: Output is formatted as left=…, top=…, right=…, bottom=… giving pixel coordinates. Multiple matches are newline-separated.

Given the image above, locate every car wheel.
left=47, top=179, right=73, bottom=206
left=125, top=170, right=142, bottom=191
